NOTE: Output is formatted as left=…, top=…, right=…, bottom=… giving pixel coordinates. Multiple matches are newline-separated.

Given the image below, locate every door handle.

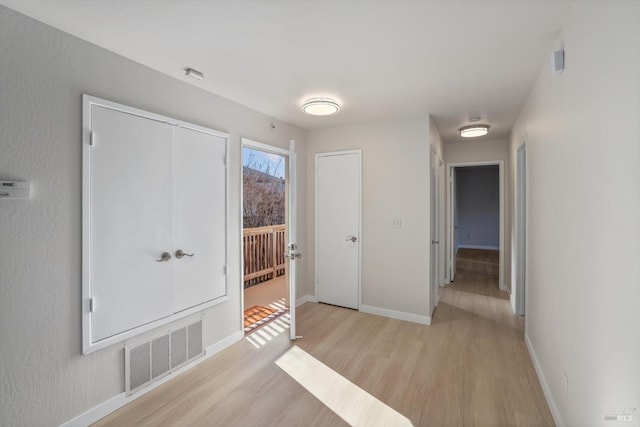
left=345, top=236, right=357, bottom=243
left=431, top=240, right=439, bottom=244
left=156, top=252, right=172, bottom=262
left=284, top=252, right=302, bottom=260
left=175, top=249, right=194, bottom=259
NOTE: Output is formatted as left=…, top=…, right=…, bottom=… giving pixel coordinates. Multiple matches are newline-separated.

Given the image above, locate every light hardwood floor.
left=94, top=251, right=553, bottom=427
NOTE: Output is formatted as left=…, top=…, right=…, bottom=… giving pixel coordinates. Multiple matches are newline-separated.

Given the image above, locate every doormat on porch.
left=244, top=305, right=288, bottom=335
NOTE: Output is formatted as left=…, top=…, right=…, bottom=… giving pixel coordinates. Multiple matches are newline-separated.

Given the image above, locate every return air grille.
left=125, top=320, right=204, bottom=395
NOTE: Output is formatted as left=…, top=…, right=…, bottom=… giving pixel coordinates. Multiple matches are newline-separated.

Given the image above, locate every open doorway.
left=447, top=162, right=506, bottom=299
left=241, top=142, right=290, bottom=338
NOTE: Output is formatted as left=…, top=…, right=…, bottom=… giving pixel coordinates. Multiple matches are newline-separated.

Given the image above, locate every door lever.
left=175, top=250, right=194, bottom=259
left=156, top=252, right=172, bottom=262
left=345, top=236, right=357, bottom=243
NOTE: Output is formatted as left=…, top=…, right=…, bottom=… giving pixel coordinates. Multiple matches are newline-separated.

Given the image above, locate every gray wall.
left=305, top=118, right=441, bottom=321
left=0, top=7, right=307, bottom=426
left=455, top=166, right=499, bottom=250
left=444, top=138, right=510, bottom=288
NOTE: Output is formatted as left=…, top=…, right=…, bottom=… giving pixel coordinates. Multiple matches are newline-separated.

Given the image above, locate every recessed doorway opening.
left=446, top=162, right=506, bottom=299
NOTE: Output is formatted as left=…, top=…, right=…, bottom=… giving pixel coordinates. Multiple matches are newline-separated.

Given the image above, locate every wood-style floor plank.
left=94, top=250, right=554, bottom=427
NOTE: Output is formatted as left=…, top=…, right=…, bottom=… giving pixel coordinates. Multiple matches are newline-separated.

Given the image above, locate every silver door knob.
left=175, top=249, right=194, bottom=259
left=345, top=236, right=357, bottom=242
left=156, top=252, right=172, bottom=262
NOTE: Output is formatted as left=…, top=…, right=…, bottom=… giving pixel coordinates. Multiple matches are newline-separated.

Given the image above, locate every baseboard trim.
left=360, top=305, right=431, bottom=325
left=296, top=294, right=317, bottom=307
left=525, top=333, right=564, bottom=427
left=61, top=330, right=243, bottom=427
left=458, top=244, right=499, bottom=251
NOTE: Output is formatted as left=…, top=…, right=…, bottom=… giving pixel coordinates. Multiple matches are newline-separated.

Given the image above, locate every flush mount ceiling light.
left=185, top=68, right=205, bottom=80
left=460, top=124, right=489, bottom=138
left=302, top=98, right=340, bottom=116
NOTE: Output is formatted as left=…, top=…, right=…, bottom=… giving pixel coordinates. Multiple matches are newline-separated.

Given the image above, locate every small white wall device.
left=0, top=181, right=30, bottom=199
left=552, top=49, right=565, bottom=73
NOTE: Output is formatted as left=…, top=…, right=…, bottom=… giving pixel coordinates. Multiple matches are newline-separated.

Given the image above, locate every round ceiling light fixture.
left=302, top=98, right=340, bottom=116
left=460, top=124, right=489, bottom=138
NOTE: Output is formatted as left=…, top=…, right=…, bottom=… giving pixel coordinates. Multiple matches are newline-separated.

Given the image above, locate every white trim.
left=239, top=138, right=295, bottom=337
left=241, top=137, right=290, bottom=156
left=510, top=292, right=516, bottom=313
left=315, top=150, right=363, bottom=311
left=360, top=305, right=431, bottom=325
left=457, top=244, right=499, bottom=251
left=525, top=334, right=564, bottom=427
left=296, top=295, right=317, bottom=307
left=514, top=142, right=527, bottom=315
left=61, top=331, right=243, bottom=427
left=82, top=94, right=230, bottom=354
left=446, top=161, right=505, bottom=290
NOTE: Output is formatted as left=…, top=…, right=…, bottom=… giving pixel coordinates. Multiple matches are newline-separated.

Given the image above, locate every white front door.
left=316, top=151, right=361, bottom=310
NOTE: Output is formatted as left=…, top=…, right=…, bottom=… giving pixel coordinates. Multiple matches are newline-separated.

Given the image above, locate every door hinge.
left=89, top=131, right=95, bottom=146
left=89, top=298, right=95, bottom=312
left=223, top=265, right=227, bottom=275
left=223, top=155, right=227, bottom=166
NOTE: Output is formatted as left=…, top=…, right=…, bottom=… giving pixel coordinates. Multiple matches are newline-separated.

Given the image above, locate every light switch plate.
left=0, top=181, right=30, bottom=199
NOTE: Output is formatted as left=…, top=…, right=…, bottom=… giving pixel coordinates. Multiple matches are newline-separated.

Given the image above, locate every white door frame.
left=240, top=138, right=299, bottom=339
left=314, top=149, right=362, bottom=310
left=513, top=143, right=527, bottom=315
left=446, top=160, right=505, bottom=291
left=430, top=147, right=443, bottom=313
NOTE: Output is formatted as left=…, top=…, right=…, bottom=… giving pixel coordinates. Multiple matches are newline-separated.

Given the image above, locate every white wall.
left=444, top=138, right=510, bottom=288
left=306, top=117, right=434, bottom=322
left=0, top=7, right=307, bottom=426
left=509, top=3, right=640, bottom=426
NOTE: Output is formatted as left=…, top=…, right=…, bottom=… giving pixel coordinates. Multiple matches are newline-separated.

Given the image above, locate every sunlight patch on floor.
left=275, top=346, right=414, bottom=427
left=245, top=312, right=290, bottom=349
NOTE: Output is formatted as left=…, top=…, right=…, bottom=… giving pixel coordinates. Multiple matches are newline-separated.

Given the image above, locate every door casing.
left=446, top=161, right=506, bottom=291
left=240, top=138, right=299, bottom=339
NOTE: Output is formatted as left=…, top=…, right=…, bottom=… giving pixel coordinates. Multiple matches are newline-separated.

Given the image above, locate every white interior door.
left=172, top=127, right=227, bottom=312
left=90, top=105, right=173, bottom=342
left=316, top=151, right=361, bottom=310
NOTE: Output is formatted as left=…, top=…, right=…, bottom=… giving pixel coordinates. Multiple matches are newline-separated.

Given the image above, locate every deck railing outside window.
left=243, top=225, right=286, bottom=288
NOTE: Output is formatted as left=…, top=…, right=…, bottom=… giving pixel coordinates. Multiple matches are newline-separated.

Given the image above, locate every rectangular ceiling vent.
left=125, top=320, right=204, bottom=395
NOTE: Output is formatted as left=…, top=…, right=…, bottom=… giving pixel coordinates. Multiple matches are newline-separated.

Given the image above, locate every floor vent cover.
left=125, top=320, right=204, bottom=395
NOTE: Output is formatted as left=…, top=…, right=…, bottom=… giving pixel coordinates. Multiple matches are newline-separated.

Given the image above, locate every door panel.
left=288, top=140, right=298, bottom=339
left=91, top=106, right=173, bottom=342
left=316, top=152, right=361, bottom=310
left=173, top=127, right=227, bottom=312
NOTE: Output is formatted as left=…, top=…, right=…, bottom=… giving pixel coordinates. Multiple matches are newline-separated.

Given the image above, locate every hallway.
left=95, top=254, right=553, bottom=427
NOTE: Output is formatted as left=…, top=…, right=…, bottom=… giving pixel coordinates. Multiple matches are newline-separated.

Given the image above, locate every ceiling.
left=0, top=0, right=573, bottom=142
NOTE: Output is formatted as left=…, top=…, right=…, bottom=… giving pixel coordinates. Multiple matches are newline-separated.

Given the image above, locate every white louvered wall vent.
left=125, top=320, right=203, bottom=395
